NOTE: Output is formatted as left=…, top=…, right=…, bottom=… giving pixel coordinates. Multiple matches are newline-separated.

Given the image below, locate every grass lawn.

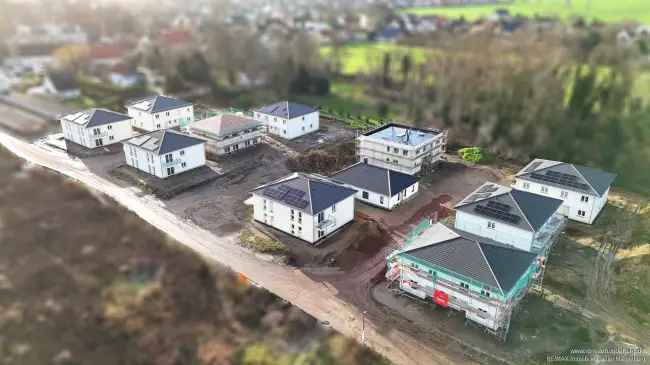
left=404, top=0, right=650, bottom=24
left=320, top=42, right=436, bottom=76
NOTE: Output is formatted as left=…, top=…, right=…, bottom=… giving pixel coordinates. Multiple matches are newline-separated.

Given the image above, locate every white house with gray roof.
left=513, top=159, right=617, bottom=224
left=122, top=130, right=206, bottom=179
left=126, top=95, right=194, bottom=132
left=250, top=173, right=357, bottom=244
left=387, top=222, right=538, bottom=336
left=189, top=113, right=263, bottom=156
left=252, top=101, right=319, bottom=140
left=357, top=123, right=447, bottom=175
left=331, top=162, right=419, bottom=210
left=60, top=108, right=134, bottom=149
left=454, top=182, right=565, bottom=255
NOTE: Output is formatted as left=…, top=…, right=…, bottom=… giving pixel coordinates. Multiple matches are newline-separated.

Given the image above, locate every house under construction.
left=386, top=223, right=539, bottom=341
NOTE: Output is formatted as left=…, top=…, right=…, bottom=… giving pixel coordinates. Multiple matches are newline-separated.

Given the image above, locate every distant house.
left=252, top=101, right=319, bottom=140
left=387, top=222, right=538, bottom=336
left=513, top=159, right=616, bottom=224
left=122, top=130, right=206, bottom=179
left=331, top=162, right=418, bottom=210
left=109, top=64, right=144, bottom=89
left=42, top=71, right=80, bottom=100
left=250, top=173, right=357, bottom=244
left=189, top=113, right=264, bottom=155
left=454, top=182, right=565, bottom=254
left=126, top=95, right=194, bottom=131
left=89, top=43, right=128, bottom=67
left=60, top=109, right=134, bottom=149
left=357, top=123, right=447, bottom=175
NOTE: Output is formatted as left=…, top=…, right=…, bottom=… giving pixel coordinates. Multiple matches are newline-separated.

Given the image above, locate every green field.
left=320, top=42, right=435, bottom=76
left=404, top=0, right=650, bottom=24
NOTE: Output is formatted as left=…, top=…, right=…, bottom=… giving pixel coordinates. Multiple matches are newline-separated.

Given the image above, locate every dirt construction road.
left=0, top=131, right=477, bottom=365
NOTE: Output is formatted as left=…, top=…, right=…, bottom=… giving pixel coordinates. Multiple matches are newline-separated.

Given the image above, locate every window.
left=480, top=290, right=491, bottom=298
left=155, top=114, right=160, bottom=119
left=561, top=191, right=568, bottom=198
left=578, top=210, right=586, bottom=217
left=318, top=230, right=325, bottom=238
left=165, top=154, right=173, bottom=163
left=386, top=146, right=390, bottom=152
left=283, top=120, right=286, bottom=125
left=95, top=138, right=103, bottom=147
left=109, top=136, right=114, bottom=141
left=181, top=162, right=186, bottom=168
left=411, top=185, right=416, bottom=192
left=93, top=128, right=100, bottom=136
left=107, top=125, right=112, bottom=130
left=332, top=204, right=336, bottom=213
left=487, top=221, right=496, bottom=229
left=541, top=186, right=549, bottom=193
left=393, top=148, right=399, bottom=153
left=522, top=182, right=530, bottom=189
left=362, top=191, right=369, bottom=199
left=166, top=112, right=170, bottom=116
left=156, top=124, right=161, bottom=128
left=283, top=130, right=286, bottom=135
left=302, top=116, right=305, bottom=120
left=581, top=195, right=589, bottom=203
left=402, top=150, right=408, bottom=156
left=460, top=282, right=470, bottom=290
left=380, top=196, right=384, bottom=204
left=317, top=212, right=324, bottom=223
left=167, top=167, right=175, bottom=175
left=180, top=150, right=185, bottom=156
left=225, top=146, right=230, bottom=153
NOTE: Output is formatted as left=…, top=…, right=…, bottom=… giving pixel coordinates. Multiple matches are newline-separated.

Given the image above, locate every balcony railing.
left=162, top=158, right=182, bottom=168
left=532, top=213, right=567, bottom=253
left=317, top=216, right=336, bottom=229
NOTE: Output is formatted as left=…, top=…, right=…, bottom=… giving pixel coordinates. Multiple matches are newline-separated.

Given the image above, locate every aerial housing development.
left=357, top=123, right=447, bottom=175
left=512, top=159, right=616, bottom=224
left=60, top=108, right=134, bottom=149
left=126, top=95, right=194, bottom=131
left=253, top=101, right=319, bottom=140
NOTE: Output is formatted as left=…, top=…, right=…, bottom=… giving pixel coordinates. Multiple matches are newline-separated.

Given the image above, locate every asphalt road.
left=0, top=131, right=476, bottom=365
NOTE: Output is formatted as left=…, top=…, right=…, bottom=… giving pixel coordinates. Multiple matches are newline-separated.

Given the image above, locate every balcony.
left=532, top=213, right=567, bottom=253
left=162, top=158, right=183, bottom=168
left=317, top=215, right=336, bottom=229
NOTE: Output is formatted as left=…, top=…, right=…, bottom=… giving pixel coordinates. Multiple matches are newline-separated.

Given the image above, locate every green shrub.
left=458, top=147, right=484, bottom=163
left=239, top=230, right=287, bottom=254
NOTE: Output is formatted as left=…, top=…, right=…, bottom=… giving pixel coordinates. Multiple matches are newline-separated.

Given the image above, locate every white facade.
left=349, top=182, right=419, bottom=210
left=60, top=116, right=133, bottom=149
left=123, top=142, right=206, bottom=179
left=358, top=126, right=447, bottom=175
left=455, top=211, right=536, bottom=252
left=252, top=194, right=355, bottom=244
left=513, top=179, right=608, bottom=224
left=127, top=105, right=194, bottom=131
left=253, top=110, right=319, bottom=140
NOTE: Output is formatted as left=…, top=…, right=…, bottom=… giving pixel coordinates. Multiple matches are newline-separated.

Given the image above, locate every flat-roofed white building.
left=252, top=101, right=319, bottom=140
left=60, top=108, right=134, bottom=149
left=126, top=95, right=194, bottom=132
left=454, top=182, right=565, bottom=255
left=189, top=113, right=263, bottom=155
left=331, top=162, right=419, bottom=210
left=357, top=123, right=447, bottom=175
left=512, top=159, right=617, bottom=224
left=250, top=173, right=357, bottom=244
left=122, top=130, right=206, bottom=179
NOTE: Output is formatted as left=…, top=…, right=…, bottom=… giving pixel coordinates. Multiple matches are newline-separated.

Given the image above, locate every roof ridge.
left=306, top=176, right=313, bottom=215
left=568, top=163, right=599, bottom=196
left=507, top=190, right=535, bottom=232
left=455, top=188, right=510, bottom=208
left=476, top=241, right=505, bottom=295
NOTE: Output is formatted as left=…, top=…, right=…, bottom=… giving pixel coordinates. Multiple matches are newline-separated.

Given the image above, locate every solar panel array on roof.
left=464, top=192, right=492, bottom=204
left=487, top=201, right=511, bottom=211
left=263, top=185, right=309, bottom=209
left=474, top=205, right=521, bottom=224
left=523, top=161, right=543, bottom=173
left=530, top=171, right=590, bottom=190
left=477, top=184, right=499, bottom=194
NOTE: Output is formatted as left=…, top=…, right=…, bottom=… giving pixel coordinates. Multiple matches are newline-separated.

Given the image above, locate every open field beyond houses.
left=404, top=0, right=650, bottom=24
